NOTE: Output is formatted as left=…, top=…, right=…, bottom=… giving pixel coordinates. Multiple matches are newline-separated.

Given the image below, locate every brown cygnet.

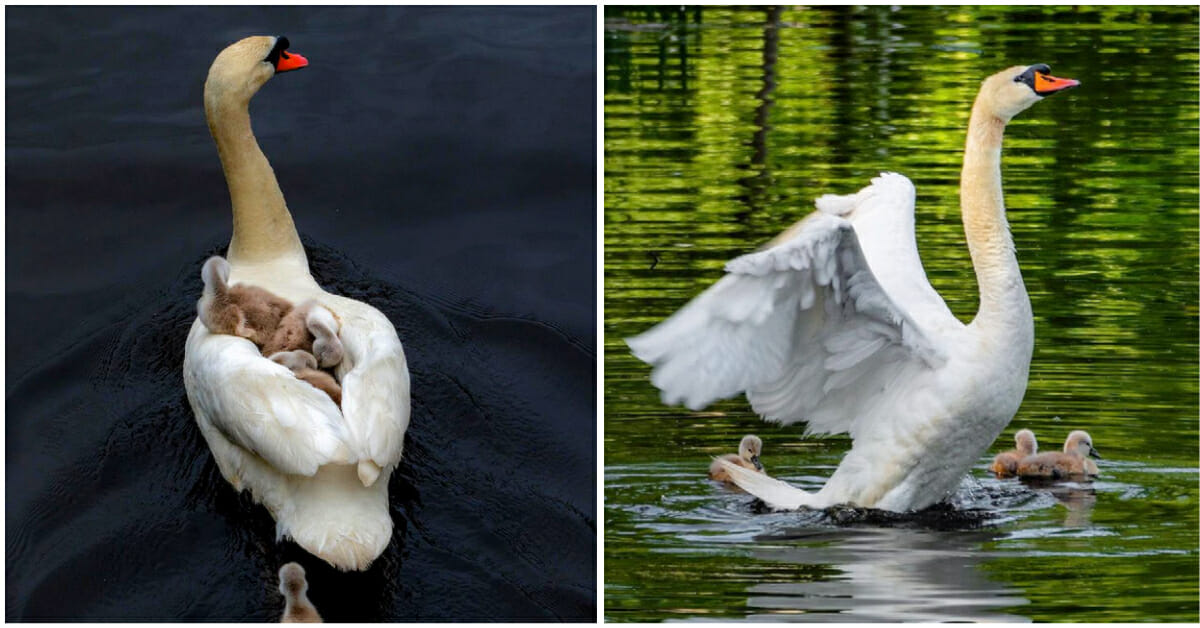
left=199, top=255, right=292, bottom=346
left=709, top=434, right=764, bottom=483
left=989, top=428, right=1038, bottom=477
left=261, top=300, right=344, bottom=368
left=1016, top=430, right=1101, bottom=479
left=199, top=256, right=344, bottom=369
left=270, top=351, right=342, bottom=407
left=278, top=562, right=321, bottom=623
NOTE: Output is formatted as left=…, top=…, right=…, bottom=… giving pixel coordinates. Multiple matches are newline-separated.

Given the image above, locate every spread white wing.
left=184, top=321, right=354, bottom=476
left=627, top=173, right=962, bottom=438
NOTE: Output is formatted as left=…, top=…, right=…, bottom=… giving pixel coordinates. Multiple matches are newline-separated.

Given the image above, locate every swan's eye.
left=266, top=36, right=291, bottom=67
left=1016, top=64, right=1053, bottom=89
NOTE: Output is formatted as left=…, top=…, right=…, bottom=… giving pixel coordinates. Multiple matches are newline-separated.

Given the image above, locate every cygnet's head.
left=738, top=434, right=763, bottom=471
left=278, top=562, right=308, bottom=597
left=1014, top=428, right=1038, bottom=455
left=306, top=305, right=344, bottom=368
left=205, top=36, right=308, bottom=108
left=978, top=64, right=1079, bottom=122
left=1063, top=430, right=1101, bottom=459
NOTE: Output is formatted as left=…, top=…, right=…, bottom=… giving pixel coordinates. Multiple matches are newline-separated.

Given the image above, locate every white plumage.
left=629, top=64, right=1080, bottom=512
left=183, top=35, right=410, bottom=570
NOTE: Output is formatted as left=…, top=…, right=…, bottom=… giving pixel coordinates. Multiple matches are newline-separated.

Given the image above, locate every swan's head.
left=278, top=562, right=309, bottom=597
left=205, top=36, right=308, bottom=106
left=738, top=434, right=764, bottom=471
left=1014, top=428, right=1038, bottom=455
left=1063, top=430, right=1101, bottom=460
left=979, top=64, right=1079, bottom=121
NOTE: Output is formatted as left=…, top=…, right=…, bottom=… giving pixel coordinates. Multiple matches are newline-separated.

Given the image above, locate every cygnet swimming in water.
left=709, top=435, right=764, bottom=483
left=199, top=256, right=345, bottom=368
left=1016, top=430, right=1101, bottom=479
left=989, top=428, right=1038, bottom=478
left=278, top=562, right=322, bottom=623
left=270, top=350, right=342, bottom=406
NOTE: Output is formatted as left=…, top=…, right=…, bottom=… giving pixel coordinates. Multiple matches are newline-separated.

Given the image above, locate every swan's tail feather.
left=717, top=459, right=816, bottom=510
left=357, top=460, right=382, bottom=487
left=277, top=465, right=393, bottom=571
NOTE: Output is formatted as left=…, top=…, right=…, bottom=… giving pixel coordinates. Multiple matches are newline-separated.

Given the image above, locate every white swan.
left=628, top=64, right=1079, bottom=512
left=183, top=35, right=410, bottom=570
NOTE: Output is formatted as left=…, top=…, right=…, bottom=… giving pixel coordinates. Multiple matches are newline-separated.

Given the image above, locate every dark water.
left=605, top=6, right=1198, bottom=622
left=7, top=6, right=595, bottom=621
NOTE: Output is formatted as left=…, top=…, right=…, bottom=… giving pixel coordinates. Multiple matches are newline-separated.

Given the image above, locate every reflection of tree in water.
left=734, top=6, right=781, bottom=220
left=604, top=6, right=698, bottom=94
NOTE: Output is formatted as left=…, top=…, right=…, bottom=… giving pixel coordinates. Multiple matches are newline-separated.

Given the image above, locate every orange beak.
left=1034, top=71, right=1079, bottom=95
left=275, top=50, right=308, bottom=73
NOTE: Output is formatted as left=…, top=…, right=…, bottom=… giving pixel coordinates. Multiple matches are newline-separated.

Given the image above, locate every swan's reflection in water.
left=605, top=462, right=1151, bottom=621
left=737, top=524, right=1027, bottom=622
left=733, top=478, right=1105, bottom=621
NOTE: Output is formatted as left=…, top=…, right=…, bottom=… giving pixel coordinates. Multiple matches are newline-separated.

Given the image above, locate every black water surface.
left=7, top=6, right=596, bottom=621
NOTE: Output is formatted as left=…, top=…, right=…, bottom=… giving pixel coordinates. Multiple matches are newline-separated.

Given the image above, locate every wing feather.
left=184, top=322, right=353, bottom=477
left=335, top=304, right=410, bottom=475
left=628, top=173, right=961, bottom=437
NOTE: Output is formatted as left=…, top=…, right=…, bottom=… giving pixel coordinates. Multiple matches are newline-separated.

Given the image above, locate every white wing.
left=715, top=459, right=817, bottom=510
left=335, top=301, right=411, bottom=481
left=627, top=173, right=962, bottom=438
left=184, top=321, right=354, bottom=477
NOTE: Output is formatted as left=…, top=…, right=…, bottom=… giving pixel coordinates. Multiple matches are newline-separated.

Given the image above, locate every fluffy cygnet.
left=199, top=255, right=292, bottom=346
left=270, top=351, right=342, bottom=406
left=199, top=256, right=344, bottom=368
left=261, top=300, right=344, bottom=368
left=278, top=562, right=322, bottom=623
left=709, top=434, right=764, bottom=483
left=989, top=428, right=1038, bottom=478
left=1017, top=430, right=1101, bottom=479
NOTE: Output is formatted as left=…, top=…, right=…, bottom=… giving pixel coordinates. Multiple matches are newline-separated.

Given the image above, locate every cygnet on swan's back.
left=278, top=562, right=322, bottom=623
left=709, top=434, right=764, bottom=483
left=199, top=256, right=345, bottom=368
left=269, top=351, right=342, bottom=406
left=1016, top=430, right=1101, bottom=479
left=261, top=299, right=344, bottom=368
left=199, top=255, right=292, bottom=347
left=989, top=428, right=1038, bottom=478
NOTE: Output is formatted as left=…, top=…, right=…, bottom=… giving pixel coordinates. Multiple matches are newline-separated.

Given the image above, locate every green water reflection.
left=605, top=5, right=1198, bottom=622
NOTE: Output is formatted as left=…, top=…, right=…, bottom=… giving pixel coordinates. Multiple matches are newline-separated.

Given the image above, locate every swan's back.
left=185, top=262, right=408, bottom=570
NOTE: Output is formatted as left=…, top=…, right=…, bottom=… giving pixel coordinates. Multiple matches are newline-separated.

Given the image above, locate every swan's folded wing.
left=336, top=306, right=410, bottom=473
left=628, top=175, right=959, bottom=437
left=184, top=325, right=354, bottom=476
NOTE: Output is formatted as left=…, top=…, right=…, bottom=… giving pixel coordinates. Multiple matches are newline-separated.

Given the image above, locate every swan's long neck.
left=204, top=89, right=306, bottom=267
left=960, top=102, right=1032, bottom=333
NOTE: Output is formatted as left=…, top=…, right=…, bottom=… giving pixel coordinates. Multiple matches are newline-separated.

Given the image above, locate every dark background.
left=6, top=6, right=596, bottom=621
